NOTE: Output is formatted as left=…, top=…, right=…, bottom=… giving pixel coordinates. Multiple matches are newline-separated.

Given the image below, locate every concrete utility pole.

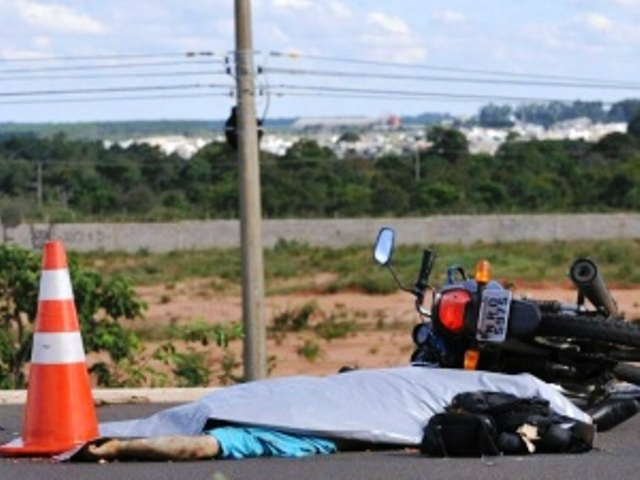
left=234, top=0, right=267, bottom=380
left=36, top=161, right=43, bottom=209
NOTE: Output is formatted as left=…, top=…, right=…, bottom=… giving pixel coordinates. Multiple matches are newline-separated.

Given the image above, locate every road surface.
left=1, top=401, right=640, bottom=480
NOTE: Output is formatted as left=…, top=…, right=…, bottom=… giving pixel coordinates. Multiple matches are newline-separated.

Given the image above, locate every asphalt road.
left=2, top=401, right=640, bottom=480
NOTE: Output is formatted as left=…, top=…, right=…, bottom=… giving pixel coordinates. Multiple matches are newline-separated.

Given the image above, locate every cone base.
left=22, top=363, right=99, bottom=448
left=0, top=438, right=88, bottom=457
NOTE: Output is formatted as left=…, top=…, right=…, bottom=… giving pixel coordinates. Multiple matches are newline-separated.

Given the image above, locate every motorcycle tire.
left=538, top=314, right=640, bottom=348
left=612, top=363, right=640, bottom=386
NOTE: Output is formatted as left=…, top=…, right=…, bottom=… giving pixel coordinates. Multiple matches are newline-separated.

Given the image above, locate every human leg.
left=86, top=435, right=220, bottom=461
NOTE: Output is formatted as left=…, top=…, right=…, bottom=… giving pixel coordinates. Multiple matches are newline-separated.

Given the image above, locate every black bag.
left=421, top=412, right=500, bottom=457
left=420, top=391, right=594, bottom=457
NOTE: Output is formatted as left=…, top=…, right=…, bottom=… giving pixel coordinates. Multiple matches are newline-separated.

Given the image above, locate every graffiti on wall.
left=28, top=223, right=55, bottom=250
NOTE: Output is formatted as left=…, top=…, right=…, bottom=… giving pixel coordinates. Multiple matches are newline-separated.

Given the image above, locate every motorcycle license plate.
left=476, top=289, right=512, bottom=342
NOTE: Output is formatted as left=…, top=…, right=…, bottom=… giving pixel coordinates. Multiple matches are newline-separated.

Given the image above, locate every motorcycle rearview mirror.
left=373, top=227, right=395, bottom=266
left=373, top=228, right=416, bottom=296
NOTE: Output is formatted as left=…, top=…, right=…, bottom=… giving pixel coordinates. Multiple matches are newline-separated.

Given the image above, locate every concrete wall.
left=4, top=213, right=639, bottom=252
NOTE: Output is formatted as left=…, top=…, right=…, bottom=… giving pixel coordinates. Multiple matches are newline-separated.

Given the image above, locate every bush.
left=0, top=244, right=146, bottom=388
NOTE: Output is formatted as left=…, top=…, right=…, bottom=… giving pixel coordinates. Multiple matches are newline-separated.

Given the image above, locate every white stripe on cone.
left=38, top=270, right=74, bottom=301
left=31, top=332, right=86, bottom=364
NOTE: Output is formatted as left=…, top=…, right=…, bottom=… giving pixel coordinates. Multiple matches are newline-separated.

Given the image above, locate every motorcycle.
left=373, top=227, right=640, bottom=419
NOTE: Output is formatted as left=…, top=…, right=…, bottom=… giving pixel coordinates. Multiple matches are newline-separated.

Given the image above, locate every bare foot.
left=86, top=438, right=123, bottom=460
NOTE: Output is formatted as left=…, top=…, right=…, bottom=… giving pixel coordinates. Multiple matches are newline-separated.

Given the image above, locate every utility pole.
left=36, top=161, right=43, bottom=209
left=234, top=0, right=266, bottom=380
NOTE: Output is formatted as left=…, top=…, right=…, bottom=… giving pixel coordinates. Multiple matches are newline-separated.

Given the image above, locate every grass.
left=72, top=238, right=640, bottom=292
left=297, top=339, right=323, bottom=362
left=314, top=309, right=360, bottom=341
left=76, top=247, right=241, bottom=286
left=271, top=301, right=318, bottom=333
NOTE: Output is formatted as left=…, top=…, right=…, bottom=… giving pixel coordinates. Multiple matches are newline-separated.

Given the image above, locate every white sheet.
left=99, top=366, right=590, bottom=446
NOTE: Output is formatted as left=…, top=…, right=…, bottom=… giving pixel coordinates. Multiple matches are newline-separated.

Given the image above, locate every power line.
left=268, top=51, right=636, bottom=87
left=268, top=87, right=621, bottom=108
left=266, top=90, right=485, bottom=104
left=262, top=67, right=640, bottom=92
left=0, top=59, right=221, bottom=75
left=0, top=51, right=225, bottom=64
left=3, top=49, right=630, bottom=90
left=0, top=92, right=233, bottom=106
left=266, top=83, right=589, bottom=105
left=0, top=69, right=228, bottom=83
left=0, top=83, right=233, bottom=98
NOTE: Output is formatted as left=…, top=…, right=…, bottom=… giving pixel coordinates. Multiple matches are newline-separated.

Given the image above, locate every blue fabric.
left=205, top=427, right=337, bottom=460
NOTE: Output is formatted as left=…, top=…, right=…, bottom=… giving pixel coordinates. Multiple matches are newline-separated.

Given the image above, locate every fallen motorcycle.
left=373, top=227, right=640, bottom=427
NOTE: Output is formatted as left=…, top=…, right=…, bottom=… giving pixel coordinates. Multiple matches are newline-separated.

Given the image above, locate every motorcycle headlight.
left=412, top=323, right=431, bottom=346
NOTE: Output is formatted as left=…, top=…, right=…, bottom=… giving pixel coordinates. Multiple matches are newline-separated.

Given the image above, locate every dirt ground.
left=132, top=278, right=640, bottom=385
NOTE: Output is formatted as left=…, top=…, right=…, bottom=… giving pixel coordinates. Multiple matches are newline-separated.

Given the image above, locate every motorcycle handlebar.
left=569, top=258, right=618, bottom=316
left=414, top=249, right=435, bottom=297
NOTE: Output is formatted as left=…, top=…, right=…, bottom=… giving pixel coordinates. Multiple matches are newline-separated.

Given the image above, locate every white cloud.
left=212, top=18, right=235, bottom=37
left=434, top=9, right=467, bottom=24
left=268, top=26, right=290, bottom=44
left=0, top=47, right=50, bottom=60
left=613, top=0, right=640, bottom=8
left=360, top=12, right=427, bottom=63
left=571, top=0, right=640, bottom=11
left=326, top=1, right=351, bottom=19
left=583, top=12, right=613, bottom=31
left=269, top=0, right=350, bottom=21
left=367, top=12, right=411, bottom=36
left=574, top=11, right=640, bottom=43
left=272, top=0, right=313, bottom=11
left=14, top=1, right=107, bottom=35
left=34, top=36, right=52, bottom=49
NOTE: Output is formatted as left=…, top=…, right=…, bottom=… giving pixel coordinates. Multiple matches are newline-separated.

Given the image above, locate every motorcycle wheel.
left=538, top=314, right=640, bottom=348
left=613, top=363, right=640, bottom=385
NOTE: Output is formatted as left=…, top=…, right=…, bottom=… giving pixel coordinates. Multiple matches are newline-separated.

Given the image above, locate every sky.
left=0, top=0, right=639, bottom=123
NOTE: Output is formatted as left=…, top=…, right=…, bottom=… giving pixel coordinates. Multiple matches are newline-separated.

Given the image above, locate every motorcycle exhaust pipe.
left=569, top=258, right=618, bottom=317
left=588, top=398, right=639, bottom=432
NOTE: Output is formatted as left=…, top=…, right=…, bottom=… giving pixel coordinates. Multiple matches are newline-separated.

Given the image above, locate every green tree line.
left=477, top=99, right=640, bottom=128
left=0, top=118, right=639, bottom=223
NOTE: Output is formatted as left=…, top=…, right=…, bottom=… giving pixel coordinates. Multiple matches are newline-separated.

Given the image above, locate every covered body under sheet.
left=100, top=366, right=590, bottom=446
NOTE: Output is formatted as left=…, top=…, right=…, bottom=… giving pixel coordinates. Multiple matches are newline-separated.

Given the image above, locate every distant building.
left=102, top=117, right=630, bottom=161
left=260, top=135, right=297, bottom=156
left=291, top=116, right=380, bottom=132
left=387, top=115, right=402, bottom=129
left=462, top=119, right=627, bottom=155
left=105, top=135, right=211, bottom=159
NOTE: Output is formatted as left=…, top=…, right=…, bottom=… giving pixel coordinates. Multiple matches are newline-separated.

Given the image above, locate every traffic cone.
left=0, top=241, right=98, bottom=456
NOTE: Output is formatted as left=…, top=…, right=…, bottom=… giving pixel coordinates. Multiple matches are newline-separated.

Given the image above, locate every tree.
left=592, top=132, right=636, bottom=161
left=370, top=178, right=410, bottom=215
left=628, top=111, right=640, bottom=140
left=608, top=99, right=640, bottom=123
left=427, top=126, right=469, bottom=163
left=415, top=182, right=460, bottom=213
left=478, top=104, right=514, bottom=128
left=0, top=203, right=23, bottom=244
left=337, top=131, right=361, bottom=143
left=285, top=139, right=335, bottom=162
left=0, top=245, right=146, bottom=388
left=122, top=184, right=156, bottom=214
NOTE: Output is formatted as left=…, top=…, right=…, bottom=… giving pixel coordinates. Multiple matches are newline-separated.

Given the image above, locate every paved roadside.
left=0, top=388, right=216, bottom=406
left=2, top=403, right=640, bottom=480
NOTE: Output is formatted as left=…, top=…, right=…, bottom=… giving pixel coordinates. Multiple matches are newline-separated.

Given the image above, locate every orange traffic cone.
left=0, top=241, right=98, bottom=456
